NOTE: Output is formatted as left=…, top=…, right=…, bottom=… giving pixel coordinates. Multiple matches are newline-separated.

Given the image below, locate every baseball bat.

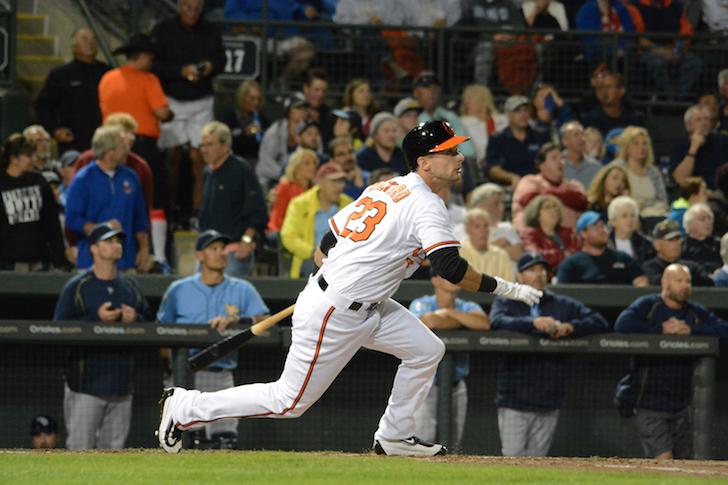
left=187, top=304, right=295, bottom=372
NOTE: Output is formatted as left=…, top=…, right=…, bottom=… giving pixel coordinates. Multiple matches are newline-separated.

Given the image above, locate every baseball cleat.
left=374, top=436, right=447, bottom=456
left=157, top=387, right=183, bottom=453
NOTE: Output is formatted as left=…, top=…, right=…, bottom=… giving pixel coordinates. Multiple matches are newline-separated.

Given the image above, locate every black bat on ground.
left=187, top=304, right=295, bottom=372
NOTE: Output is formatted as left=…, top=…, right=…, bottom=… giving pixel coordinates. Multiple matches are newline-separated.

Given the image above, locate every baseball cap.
left=195, top=229, right=232, bottom=251
left=284, top=93, right=309, bottom=111
left=576, top=211, right=605, bottom=233
left=30, top=415, right=59, bottom=436
left=316, top=161, right=347, bottom=182
left=112, top=33, right=159, bottom=57
left=394, top=97, right=424, bottom=118
left=605, top=128, right=624, bottom=156
left=401, top=120, right=470, bottom=170
left=296, top=119, right=320, bottom=137
left=517, top=251, right=550, bottom=272
left=504, top=95, right=530, bottom=113
left=41, top=170, right=60, bottom=185
left=332, top=109, right=351, bottom=120
left=87, top=223, right=126, bottom=246
left=412, top=71, right=439, bottom=90
left=652, top=220, right=682, bottom=240
left=59, top=149, right=81, bottom=169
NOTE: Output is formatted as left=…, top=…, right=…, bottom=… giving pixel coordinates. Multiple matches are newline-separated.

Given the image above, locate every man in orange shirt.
left=98, top=34, right=174, bottom=273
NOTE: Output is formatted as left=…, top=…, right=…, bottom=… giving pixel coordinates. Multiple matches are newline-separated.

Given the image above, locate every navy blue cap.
left=30, top=415, right=59, bottom=436
left=517, top=251, right=549, bottom=272
left=88, top=223, right=126, bottom=246
left=195, top=230, right=231, bottom=251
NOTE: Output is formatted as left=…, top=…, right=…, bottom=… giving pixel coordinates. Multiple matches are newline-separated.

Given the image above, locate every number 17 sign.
left=221, top=35, right=261, bottom=80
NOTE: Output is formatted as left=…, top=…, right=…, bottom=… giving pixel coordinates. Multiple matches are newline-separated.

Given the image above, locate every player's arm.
left=314, top=230, right=337, bottom=267
left=428, top=247, right=542, bottom=305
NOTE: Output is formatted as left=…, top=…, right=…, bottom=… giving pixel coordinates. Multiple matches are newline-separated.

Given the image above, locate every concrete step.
left=17, top=0, right=35, bottom=15
left=16, top=55, right=64, bottom=79
left=17, top=35, right=56, bottom=57
left=174, top=230, right=199, bottom=277
left=17, top=14, right=46, bottom=36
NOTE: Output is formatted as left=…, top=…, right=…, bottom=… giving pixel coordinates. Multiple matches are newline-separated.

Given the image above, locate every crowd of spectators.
left=5, top=0, right=728, bottom=458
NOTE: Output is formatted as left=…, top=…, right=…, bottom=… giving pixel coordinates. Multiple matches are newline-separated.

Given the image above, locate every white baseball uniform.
left=169, top=172, right=460, bottom=442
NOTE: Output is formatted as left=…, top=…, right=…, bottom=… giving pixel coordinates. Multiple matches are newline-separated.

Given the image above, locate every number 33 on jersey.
left=323, top=172, right=461, bottom=302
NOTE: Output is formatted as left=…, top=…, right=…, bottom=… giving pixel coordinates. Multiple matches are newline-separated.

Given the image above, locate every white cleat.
left=374, top=436, right=447, bottom=456
left=157, top=387, right=183, bottom=453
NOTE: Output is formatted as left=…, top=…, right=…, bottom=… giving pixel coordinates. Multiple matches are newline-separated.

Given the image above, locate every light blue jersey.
left=157, top=275, right=269, bottom=369
left=410, top=295, right=482, bottom=383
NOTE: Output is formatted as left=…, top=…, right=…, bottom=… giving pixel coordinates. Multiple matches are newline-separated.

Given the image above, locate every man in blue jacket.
left=490, top=251, right=609, bottom=456
left=54, top=223, right=153, bottom=450
left=615, top=263, right=728, bottom=460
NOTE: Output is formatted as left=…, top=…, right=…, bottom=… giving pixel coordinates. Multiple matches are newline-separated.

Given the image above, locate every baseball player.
left=156, top=229, right=270, bottom=449
left=157, top=120, right=542, bottom=456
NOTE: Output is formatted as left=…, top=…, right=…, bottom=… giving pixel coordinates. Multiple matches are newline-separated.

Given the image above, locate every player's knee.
left=422, top=337, right=446, bottom=365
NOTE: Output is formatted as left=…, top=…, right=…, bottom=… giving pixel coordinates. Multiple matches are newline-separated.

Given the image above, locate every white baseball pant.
left=170, top=276, right=446, bottom=442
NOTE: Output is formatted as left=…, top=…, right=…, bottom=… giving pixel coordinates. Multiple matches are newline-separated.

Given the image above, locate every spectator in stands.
left=561, top=121, right=602, bottom=190
left=512, top=142, right=587, bottom=232
left=717, top=69, right=728, bottom=134
left=586, top=162, right=631, bottom=215
left=30, top=415, right=61, bottom=449
left=615, top=263, right=728, bottom=459
left=394, top=97, right=424, bottom=148
left=459, top=208, right=515, bottom=281
left=54, top=223, right=153, bottom=450
left=529, top=84, right=574, bottom=143
left=557, top=211, right=649, bottom=285
left=280, top=162, right=353, bottom=278
left=369, top=167, right=396, bottom=184
left=98, top=34, right=173, bottom=268
left=256, top=96, right=310, bottom=190
left=72, top=113, right=157, bottom=267
left=581, top=71, right=644, bottom=137
left=322, top=109, right=363, bottom=150
left=681, top=203, right=722, bottom=274
left=220, top=80, right=269, bottom=163
left=198, top=121, right=268, bottom=277
left=293, top=120, right=324, bottom=161
left=520, top=195, right=581, bottom=280
left=157, top=229, right=269, bottom=450
left=630, top=0, right=703, bottom=99
left=670, top=105, right=728, bottom=190
left=583, top=126, right=608, bottom=164
left=65, top=125, right=151, bottom=273
left=607, top=195, right=656, bottom=267
left=413, top=72, right=477, bottom=162
left=329, top=136, right=367, bottom=199
left=710, top=163, right=728, bottom=236
left=459, top=85, right=508, bottom=168
left=697, top=92, right=721, bottom=134
left=23, top=125, right=56, bottom=173
left=523, top=0, right=569, bottom=29
left=486, top=96, right=552, bottom=188
left=0, top=133, right=67, bottom=272
left=266, top=148, right=319, bottom=246
left=575, top=0, right=635, bottom=69
left=612, top=126, right=669, bottom=217
left=356, top=112, right=409, bottom=176
left=666, top=176, right=707, bottom=231
left=713, top=232, right=728, bottom=286
left=34, top=28, right=109, bottom=155
left=459, top=0, right=537, bottom=93
left=490, top=251, right=609, bottom=457
left=641, top=219, right=714, bottom=286
left=342, top=78, right=378, bottom=138
left=401, top=0, right=462, bottom=29
left=411, top=268, right=489, bottom=452
left=58, top=149, right=80, bottom=210
left=471, top=183, right=525, bottom=264
left=152, top=0, right=226, bottom=215
left=301, top=69, right=331, bottom=123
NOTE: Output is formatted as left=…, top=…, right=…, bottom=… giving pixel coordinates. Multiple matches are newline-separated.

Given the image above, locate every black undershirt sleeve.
left=319, top=230, right=337, bottom=256
left=429, top=247, right=498, bottom=292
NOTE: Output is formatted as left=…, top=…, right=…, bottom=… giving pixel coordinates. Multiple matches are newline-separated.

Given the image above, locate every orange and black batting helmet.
left=402, top=120, right=470, bottom=172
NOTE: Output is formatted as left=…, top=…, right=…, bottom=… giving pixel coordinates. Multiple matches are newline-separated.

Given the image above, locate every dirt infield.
left=431, top=455, right=728, bottom=477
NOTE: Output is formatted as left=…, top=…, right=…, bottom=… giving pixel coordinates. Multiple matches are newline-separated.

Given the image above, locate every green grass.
left=0, top=451, right=721, bottom=485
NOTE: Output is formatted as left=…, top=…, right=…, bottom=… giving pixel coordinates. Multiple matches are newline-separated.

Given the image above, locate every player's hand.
left=492, top=277, right=542, bottom=305
left=98, top=302, right=121, bottom=322
left=209, top=315, right=237, bottom=331
left=120, top=304, right=137, bottom=323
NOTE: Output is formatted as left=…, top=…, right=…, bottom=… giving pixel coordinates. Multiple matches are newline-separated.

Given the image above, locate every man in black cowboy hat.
left=99, top=33, right=174, bottom=274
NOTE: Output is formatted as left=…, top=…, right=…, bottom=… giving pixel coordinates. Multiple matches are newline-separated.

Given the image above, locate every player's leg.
left=95, top=394, right=133, bottom=449
left=498, top=407, right=532, bottom=456
left=364, top=300, right=445, bottom=446
left=413, top=383, right=438, bottom=443
left=164, top=282, right=381, bottom=436
left=194, top=369, right=238, bottom=446
left=63, top=384, right=105, bottom=450
left=523, top=409, right=559, bottom=457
